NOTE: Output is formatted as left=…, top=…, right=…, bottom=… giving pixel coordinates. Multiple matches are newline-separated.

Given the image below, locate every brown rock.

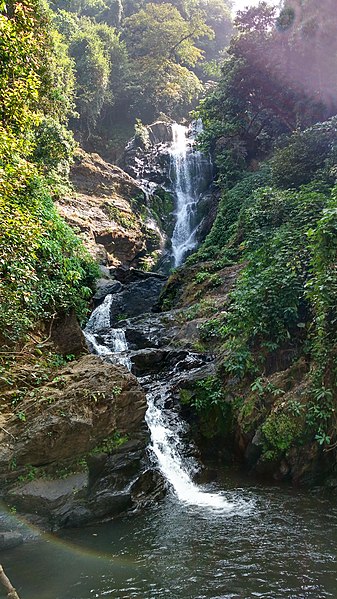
left=56, top=150, right=162, bottom=268
left=49, top=311, right=87, bottom=356
left=0, top=355, right=146, bottom=473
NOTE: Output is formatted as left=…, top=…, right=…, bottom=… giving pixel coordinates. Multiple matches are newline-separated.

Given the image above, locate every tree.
left=123, top=2, right=212, bottom=65
left=198, top=0, right=337, bottom=184
left=122, top=2, right=212, bottom=120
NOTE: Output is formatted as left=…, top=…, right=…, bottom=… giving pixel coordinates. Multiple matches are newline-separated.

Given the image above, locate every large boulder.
left=1, top=355, right=146, bottom=473
left=1, top=355, right=156, bottom=528
left=108, top=277, right=166, bottom=323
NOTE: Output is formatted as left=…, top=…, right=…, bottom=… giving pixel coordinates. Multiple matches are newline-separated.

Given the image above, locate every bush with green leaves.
left=221, top=185, right=327, bottom=377
left=0, top=169, right=99, bottom=341
left=271, top=118, right=337, bottom=189
left=201, top=167, right=271, bottom=256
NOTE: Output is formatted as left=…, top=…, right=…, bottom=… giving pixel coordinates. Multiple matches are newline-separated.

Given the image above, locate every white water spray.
left=146, top=391, right=233, bottom=510
left=84, top=295, right=131, bottom=370
left=170, top=122, right=208, bottom=267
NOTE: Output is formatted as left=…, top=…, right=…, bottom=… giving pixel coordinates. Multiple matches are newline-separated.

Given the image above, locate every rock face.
left=108, top=277, right=166, bottom=323
left=56, top=150, right=165, bottom=268
left=1, top=355, right=160, bottom=529
left=123, top=120, right=173, bottom=186
left=1, top=355, right=146, bottom=472
left=123, top=120, right=215, bottom=268
left=49, top=311, right=87, bottom=356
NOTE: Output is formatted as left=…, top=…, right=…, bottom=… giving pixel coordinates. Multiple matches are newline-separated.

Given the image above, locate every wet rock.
left=0, top=532, right=23, bottom=551
left=1, top=354, right=150, bottom=528
left=109, top=277, right=165, bottom=322
left=123, top=121, right=173, bottom=185
left=86, top=439, right=147, bottom=520
left=131, top=348, right=170, bottom=375
left=111, top=265, right=167, bottom=285
left=131, top=468, right=167, bottom=504
left=93, top=279, right=123, bottom=306
left=7, top=474, right=87, bottom=522
left=125, top=317, right=170, bottom=350
left=244, top=429, right=263, bottom=467
left=148, top=121, right=173, bottom=145
left=99, top=265, right=112, bottom=278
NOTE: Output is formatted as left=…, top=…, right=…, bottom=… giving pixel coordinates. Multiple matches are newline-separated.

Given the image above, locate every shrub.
left=0, top=169, right=98, bottom=341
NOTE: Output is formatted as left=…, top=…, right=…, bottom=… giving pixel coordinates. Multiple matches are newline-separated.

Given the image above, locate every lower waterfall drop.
left=84, top=295, right=131, bottom=370
left=146, top=388, right=233, bottom=510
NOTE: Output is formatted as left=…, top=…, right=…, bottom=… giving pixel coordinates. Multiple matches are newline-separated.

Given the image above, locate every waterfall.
left=146, top=389, right=233, bottom=510
left=84, top=296, right=132, bottom=370
left=84, top=296, right=232, bottom=509
left=170, top=122, right=208, bottom=268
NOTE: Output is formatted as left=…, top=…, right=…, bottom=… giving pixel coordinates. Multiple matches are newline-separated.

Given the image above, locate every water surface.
left=2, top=474, right=337, bottom=599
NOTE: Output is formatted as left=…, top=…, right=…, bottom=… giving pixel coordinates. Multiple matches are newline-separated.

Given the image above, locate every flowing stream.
left=83, top=297, right=232, bottom=510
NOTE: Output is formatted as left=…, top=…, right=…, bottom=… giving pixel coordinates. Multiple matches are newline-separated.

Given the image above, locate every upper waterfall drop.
left=170, top=121, right=210, bottom=267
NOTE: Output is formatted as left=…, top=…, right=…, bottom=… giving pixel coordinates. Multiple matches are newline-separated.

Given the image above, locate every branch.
left=0, top=426, right=15, bottom=441
left=0, top=565, right=21, bottom=599
left=168, top=25, right=199, bottom=60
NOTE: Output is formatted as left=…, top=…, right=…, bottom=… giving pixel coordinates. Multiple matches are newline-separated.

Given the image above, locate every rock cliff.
left=56, top=149, right=165, bottom=269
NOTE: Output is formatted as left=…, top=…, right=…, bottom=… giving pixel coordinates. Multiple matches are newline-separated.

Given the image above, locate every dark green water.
left=2, top=474, right=337, bottom=599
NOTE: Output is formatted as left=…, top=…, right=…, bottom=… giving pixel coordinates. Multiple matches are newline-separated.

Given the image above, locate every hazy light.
left=232, top=0, right=280, bottom=13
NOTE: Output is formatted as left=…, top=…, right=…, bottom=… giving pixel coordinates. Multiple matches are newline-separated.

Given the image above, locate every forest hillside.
left=1, top=0, right=337, bottom=508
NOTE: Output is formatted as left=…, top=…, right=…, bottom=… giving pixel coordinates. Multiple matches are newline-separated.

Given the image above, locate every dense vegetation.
left=0, top=0, right=98, bottom=343
left=47, top=0, right=232, bottom=154
left=178, top=0, right=337, bottom=464
left=0, top=0, right=232, bottom=341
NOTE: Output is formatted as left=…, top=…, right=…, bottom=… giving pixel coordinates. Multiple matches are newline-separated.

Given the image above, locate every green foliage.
left=0, top=1, right=99, bottom=344
left=197, top=167, right=271, bottom=258
left=197, top=1, right=337, bottom=184
left=69, top=24, right=111, bottom=133
left=32, top=116, right=77, bottom=189
left=134, top=118, right=151, bottom=149
left=262, top=411, right=299, bottom=459
left=89, top=432, right=128, bottom=454
left=49, top=0, right=231, bottom=130
left=221, top=185, right=327, bottom=377
left=271, top=119, right=337, bottom=189
left=192, top=376, right=225, bottom=412
left=182, top=376, right=231, bottom=439
left=0, top=170, right=98, bottom=341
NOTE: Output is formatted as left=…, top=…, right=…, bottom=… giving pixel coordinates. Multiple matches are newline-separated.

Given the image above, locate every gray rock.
left=109, top=277, right=165, bottom=322
left=99, top=265, right=113, bottom=278
left=131, top=468, right=167, bottom=504
left=7, top=474, right=87, bottom=519
left=93, top=279, right=123, bottom=305
left=148, top=121, right=173, bottom=144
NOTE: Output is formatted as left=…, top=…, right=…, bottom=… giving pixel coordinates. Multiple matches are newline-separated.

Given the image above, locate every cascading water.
left=146, top=387, right=233, bottom=510
left=81, top=121, right=229, bottom=509
left=84, top=295, right=131, bottom=370
left=84, top=295, right=233, bottom=509
left=170, top=122, right=210, bottom=267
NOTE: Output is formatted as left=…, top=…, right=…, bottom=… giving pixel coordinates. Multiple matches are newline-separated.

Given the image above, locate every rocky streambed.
left=0, top=264, right=220, bottom=549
